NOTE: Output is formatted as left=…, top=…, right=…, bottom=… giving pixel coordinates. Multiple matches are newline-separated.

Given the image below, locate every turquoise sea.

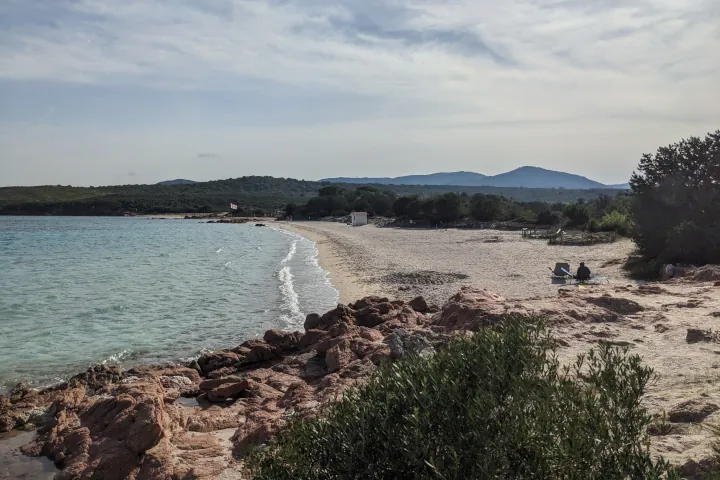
left=0, top=217, right=338, bottom=393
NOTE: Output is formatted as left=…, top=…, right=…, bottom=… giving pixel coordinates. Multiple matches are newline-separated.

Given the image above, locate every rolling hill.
left=322, top=167, right=628, bottom=190
left=157, top=179, right=198, bottom=185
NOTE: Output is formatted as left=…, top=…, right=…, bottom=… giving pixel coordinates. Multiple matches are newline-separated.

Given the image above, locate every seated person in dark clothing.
left=576, top=262, right=591, bottom=281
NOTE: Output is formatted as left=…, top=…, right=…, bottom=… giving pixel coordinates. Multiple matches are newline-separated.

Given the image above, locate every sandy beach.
left=279, top=221, right=636, bottom=305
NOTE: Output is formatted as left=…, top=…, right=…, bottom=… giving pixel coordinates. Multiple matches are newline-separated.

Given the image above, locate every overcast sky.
left=1, top=0, right=718, bottom=187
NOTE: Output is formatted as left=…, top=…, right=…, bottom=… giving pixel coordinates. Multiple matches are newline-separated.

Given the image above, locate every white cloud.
left=0, top=0, right=718, bottom=186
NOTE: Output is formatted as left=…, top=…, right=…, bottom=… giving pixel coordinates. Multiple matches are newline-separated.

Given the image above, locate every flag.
left=230, top=203, right=238, bottom=210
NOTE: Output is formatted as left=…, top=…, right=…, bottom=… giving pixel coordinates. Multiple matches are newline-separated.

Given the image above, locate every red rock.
left=304, top=313, right=322, bottom=331
left=298, top=329, right=328, bottom=350
left=207, top=379, right=252, bottom=402
left=408, top=296, right=430, bottom=313
left=350, top=296, right=389, bottom=310
left=197, top=350, right=242, bottom=375
left=241, top=340, right=281, bottom=365
left=199, top=376, right=244, bottom=392
left=232, top=409, right=285, bottom=456
left=358, top=327, right=385, bottom=343
left=326, top=340, right=358, bottom=374
left=349, top=337, right=380, bottom=358
left=263, top=329, right=302, bottom=351
left=370, top=347, right=393, bottom=365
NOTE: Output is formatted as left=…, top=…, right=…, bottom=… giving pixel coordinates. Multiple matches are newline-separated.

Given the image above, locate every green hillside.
left=0, top=176, right=623, bottom=216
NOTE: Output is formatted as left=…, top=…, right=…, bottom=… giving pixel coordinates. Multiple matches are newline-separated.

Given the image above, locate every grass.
left=247, top=318, right=677, bottom=479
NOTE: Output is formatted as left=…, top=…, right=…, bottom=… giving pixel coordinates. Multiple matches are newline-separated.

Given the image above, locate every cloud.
left=197, top=153, right=223, bottom=160
left=0, top=0, right=717, bottom=117
left=0, top=0, right=718, bottom=187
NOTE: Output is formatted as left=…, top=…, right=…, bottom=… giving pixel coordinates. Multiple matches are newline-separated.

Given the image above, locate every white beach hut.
left=350, top=212, right=368, bottom=227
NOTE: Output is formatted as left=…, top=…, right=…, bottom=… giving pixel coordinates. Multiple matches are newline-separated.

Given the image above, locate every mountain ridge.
left=322, top=167, right=629, bottom=190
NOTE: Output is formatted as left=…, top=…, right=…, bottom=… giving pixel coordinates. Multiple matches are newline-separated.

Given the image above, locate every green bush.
left=597, top=210, right=634, bottom=236
left=537, top=209, right=561, bottom=225
left=248, top=319, right=675, bottom=479
left=563, top=202, right=590, bottom=227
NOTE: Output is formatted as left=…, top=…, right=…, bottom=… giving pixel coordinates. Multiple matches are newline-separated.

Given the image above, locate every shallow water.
left=0, top=431, right=58, bottom=479
left=0, top=217, right=338, bottom=392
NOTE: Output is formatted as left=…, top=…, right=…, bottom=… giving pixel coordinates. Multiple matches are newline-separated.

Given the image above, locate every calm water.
left=0, top=217, right=338, bottom=392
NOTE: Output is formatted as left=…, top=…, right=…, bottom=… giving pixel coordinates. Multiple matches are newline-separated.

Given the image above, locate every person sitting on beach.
left=576, top=262, right=591, bottom=282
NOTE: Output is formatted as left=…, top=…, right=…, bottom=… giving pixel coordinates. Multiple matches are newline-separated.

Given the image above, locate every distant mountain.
left=157, top=179, right=198, bottom=185
left=323, top=171, right=488, bottom=186
left=322, top=167, right=629, bottom=190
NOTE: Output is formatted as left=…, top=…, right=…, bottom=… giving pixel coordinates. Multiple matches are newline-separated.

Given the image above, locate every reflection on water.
left=0, top=431, right=58, bottom=480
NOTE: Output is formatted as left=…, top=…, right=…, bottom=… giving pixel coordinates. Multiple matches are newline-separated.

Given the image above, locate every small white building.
left=350, top=212, right=368, bottom=226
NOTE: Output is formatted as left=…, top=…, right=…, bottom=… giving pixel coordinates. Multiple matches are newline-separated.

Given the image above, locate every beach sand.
left=279, top=221, right=720, bottom=468
left=279, top=221, right=636, bottom=305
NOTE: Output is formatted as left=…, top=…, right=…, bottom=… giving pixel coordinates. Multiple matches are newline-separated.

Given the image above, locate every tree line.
left=286, top=185, right=632, bottom=233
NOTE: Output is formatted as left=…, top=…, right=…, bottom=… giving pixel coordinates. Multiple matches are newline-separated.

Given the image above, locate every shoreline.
left=276, top=222, right=375, bottom=304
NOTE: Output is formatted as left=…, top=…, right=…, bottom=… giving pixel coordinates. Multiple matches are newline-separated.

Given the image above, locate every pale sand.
left=278, top=221, right=720, bottom=467
left=278, top=221, right=636, bottom=305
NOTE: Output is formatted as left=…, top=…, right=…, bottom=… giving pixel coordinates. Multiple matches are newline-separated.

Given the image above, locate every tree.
left=630, top=130, right=720, bottom=263
left=392, top=196, right=416, bottom=217
left=471, top=194, right=503, bottom=221
left=563, top=203, right=590, bottom=227
left=537, top=210, right=560, bottom=226
left=318, top=185, right=345, bottom=197
left=433, top=193, right=464, bottom=223
left=284, top=203, right=297, bottom=217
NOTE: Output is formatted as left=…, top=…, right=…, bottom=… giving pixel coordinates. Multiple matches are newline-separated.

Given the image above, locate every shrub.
left=537, top=209, right=561, bottom=226
left=563, top=202, right=590, bottom=227
left=598, top=210, right=634, bottom=236
left=248, top=319, right=675, bottom=479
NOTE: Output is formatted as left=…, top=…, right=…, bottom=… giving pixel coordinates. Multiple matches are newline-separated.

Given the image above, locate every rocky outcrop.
left=3, top=283, right=720, bottom=478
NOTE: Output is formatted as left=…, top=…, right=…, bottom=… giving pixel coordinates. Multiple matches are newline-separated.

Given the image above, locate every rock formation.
left=3, top=276, right=720, bottom=479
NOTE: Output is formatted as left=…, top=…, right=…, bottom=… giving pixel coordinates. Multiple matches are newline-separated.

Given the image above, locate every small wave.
left=277, top=265, right=303, bottom=325
left=100, top=349, right=137, bottom=365
left=224, top=261, right=232, bottom=268
left=281, top=240, right=298, bottom=265
left=159, top=253, right=171, bottom=257
left=215, top=247, right=223, bottom=253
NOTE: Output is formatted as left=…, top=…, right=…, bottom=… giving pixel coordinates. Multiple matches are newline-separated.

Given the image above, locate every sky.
left=0, top=0, right=718, bottom=187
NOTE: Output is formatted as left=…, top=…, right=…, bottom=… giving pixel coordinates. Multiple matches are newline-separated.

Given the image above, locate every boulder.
left=350, top=296, right=389, bottom=310
left=197, top=350, right=242, bottom=376
left=690, top=266, right=720, bottom=282
left=241, top=340, right=281, bottom=365
left=358, top=327, right=385, bottom=343
left=326, top=340, right=358, bottom=374
left=408, top=296, right=430, bottom=313
left=263, top=330, right=302, bottom=351
left=686, top=329, right=715, bottom=344
left=298, top=329, right=328, bottom=351
left=304, top=313, right=322, bottom=331
left=388, top=330, right=435, bottom=360
left=668, top=399, right=719, bottom=423
left=355, top=306, right=388, bottom=328
left=207, top=379, right=252, bottom=402
left=199, top=376, right=244, bottom=392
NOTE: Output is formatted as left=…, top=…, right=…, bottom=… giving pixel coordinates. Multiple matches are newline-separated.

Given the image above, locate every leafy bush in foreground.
left=248, top=319, right=675, bottom=479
